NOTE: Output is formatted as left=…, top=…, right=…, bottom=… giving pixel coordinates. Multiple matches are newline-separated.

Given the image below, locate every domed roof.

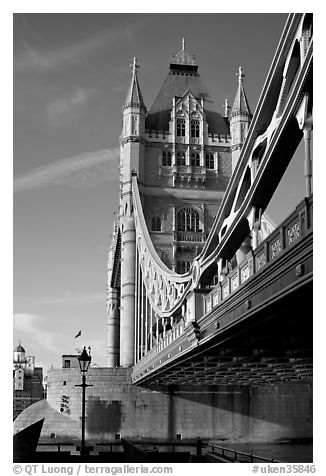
left=15, top=343, right=26, bottom=353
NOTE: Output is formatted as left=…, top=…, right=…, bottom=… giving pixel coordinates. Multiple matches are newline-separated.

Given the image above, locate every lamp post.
left=75, top=346, right=92, bottom=460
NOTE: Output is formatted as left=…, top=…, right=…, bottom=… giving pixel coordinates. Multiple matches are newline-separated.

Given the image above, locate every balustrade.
left=171, top=166, right=207, bottom=188
left=203, top=196, right=312, bottom=315
left=177, top=231, right=206, bottom=243
left=132, top=318, right=186, bottom=375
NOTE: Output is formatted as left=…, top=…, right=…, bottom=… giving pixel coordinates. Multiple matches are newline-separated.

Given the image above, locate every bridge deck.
left=131, top=197, right=312, bottom=386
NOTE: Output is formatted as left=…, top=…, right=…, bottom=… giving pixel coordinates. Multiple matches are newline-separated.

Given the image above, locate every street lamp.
left=75, top=346, right=93, bottom=460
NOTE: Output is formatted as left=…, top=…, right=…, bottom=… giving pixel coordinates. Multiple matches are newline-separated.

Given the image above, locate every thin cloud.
left=19, top=39, right=56, bottom=72
left=13, top=148, right=119, bottom=193
left=13, top=313, right=58, bottom=355
left=47, top=88, right=92, bottom=123
left=14, top=18, right=150, bottom=74
left=29, top=292, right=106, bottom=306
left=14, top=29, right=117, bottom=73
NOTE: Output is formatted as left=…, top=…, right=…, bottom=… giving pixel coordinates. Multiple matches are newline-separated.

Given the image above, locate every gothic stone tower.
left=107, top=42, right=252, bottom=367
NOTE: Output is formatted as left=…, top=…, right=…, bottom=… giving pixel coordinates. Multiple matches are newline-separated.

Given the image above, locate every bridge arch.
left=234, top=166, right=251, bottom=213
left=251, top=138, right=268, bottom=179
left=283, top=39, right=301, bottom=101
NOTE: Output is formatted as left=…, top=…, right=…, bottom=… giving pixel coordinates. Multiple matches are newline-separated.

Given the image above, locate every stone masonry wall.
left=14, top=367, right=312, bottom=443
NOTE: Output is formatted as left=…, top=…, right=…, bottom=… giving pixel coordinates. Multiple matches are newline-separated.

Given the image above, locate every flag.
left=74, top=330, right=82, bottom=339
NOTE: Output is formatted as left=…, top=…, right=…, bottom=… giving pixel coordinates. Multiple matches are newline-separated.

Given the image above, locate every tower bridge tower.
left=107, top=41, right=252, bottom=367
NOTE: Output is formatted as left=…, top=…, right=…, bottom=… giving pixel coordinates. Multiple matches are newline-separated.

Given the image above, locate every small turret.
left=13, top=340, right=27, bottom=367
left=230, top=67, right=252, bottom=171
left=121, top=57, right=146, bottom=190
left=122, top=57, right=146, bottom=139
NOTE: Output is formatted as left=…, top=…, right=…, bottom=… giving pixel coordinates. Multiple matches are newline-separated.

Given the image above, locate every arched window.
left=176, top=152, right=186, bottom=166
left=177, top=261, right=191, bottom=274
left=177, top=208, right=200, bottom=232
left=177, top=118, right=186, bottom=137
left=132, top=115, right=138, bottom=135
left=152, top=216, right=161, bottom=232
left=162, top=150, right=172, bottom=166
left=191, top=153, right=200, bottom=166
left=191, top=120, right=200, bottom=138
left=205, top=153, right=215, bottom=169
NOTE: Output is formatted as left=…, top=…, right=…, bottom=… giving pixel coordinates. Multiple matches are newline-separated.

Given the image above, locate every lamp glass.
left=78, top=347, right=91, bottom=374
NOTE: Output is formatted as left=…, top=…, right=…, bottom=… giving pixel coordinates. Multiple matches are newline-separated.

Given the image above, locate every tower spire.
left=230, top=66, right=252, bottom=171
left=231, top=66, right=252, bottom=117
left=124, top=57, right=146, bottom=111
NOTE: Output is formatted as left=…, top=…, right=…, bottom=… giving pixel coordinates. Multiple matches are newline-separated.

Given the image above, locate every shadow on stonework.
left=87, top=397, right=122, bottom=436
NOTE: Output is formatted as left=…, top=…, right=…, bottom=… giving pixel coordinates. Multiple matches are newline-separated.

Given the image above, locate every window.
left=152, top=216, right=161, bottom=232
left=63, top=360, right=70, bottom=369
left=177, top=208, right=200, bottom=232
left=131, top=115, right=138, bottom=135
left=191, top=120, right=200, bottom=138
left=176, top=152, right=186, bottom=166
left=177, top=118, right=185, bottom=137
left=177, top=261, right=191, bottom=274
left=63, top=381, right=66, bottom=386
left=191, top=153, right=200, bottom=166
left=162, top=150, right=172, bottom=166
left=205, top=153, right=215, bottom=169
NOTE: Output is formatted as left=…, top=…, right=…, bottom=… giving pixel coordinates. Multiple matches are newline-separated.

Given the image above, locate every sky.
left=13, top=12, right=309, bottom=373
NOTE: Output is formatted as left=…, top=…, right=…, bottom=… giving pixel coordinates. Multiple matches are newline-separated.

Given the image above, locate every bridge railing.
left=204, top=195, right=312, bottom=315
left=209, top=444, right=279, bottom=463
left=133, top=318, right=186, bottom=372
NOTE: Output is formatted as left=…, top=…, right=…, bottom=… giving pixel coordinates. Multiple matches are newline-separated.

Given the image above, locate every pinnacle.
left=124, top=57, right=146, bottom=110
left=231, top=66, right=252, bottom=117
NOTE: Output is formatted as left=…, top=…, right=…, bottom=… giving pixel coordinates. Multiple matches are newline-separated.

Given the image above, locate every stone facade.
left=14, top=366, right=312, bottom=443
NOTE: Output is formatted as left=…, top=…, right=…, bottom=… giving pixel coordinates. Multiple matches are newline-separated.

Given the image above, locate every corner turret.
left=122, top=57, right=146, bottom=140
left=230, top=67, right=252, bottom=171
left=121, top=57, right=146, bottom=200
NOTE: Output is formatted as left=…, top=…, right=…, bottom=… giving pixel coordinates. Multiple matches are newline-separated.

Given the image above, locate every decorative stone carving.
left=295, top=264, right=304, bottom=276
left=287, top=222, right=300, bottom=245
left=271, top=239, right=282, bottom=259
left=256, top=253, right=266, bottom=271
left=245, top=299, right=251, bottom=310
